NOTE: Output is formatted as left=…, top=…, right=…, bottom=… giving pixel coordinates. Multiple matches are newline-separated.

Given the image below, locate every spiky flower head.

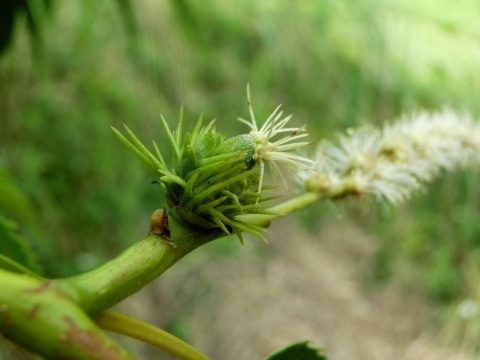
left=238, top=84, right=317, bottom=193
left=113, top=109, right=275, bottom=243
left=113, top=87, right=317, bottom=243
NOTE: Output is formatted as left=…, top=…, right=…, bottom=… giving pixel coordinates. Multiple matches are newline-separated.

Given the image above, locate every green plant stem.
left=54, top=210, right=221, bottom=315
left=238, top=181, right=354, bottom=227
left=238, top=192, right=325, bottom=226
left=0, top=269, right=135, bottom=360
left=96, top=310, right=210, bottom=360
left=54, top=184, right=352, bottom=316
left=54, top=235, right=198, bottom=315
left=270, top=191, right=325, bottom=215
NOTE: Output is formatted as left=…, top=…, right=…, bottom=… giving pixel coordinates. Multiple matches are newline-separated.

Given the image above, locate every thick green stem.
left=1, top=211, right=221, bottom=359
left=54, top=210, right=221, bottom=315
left=0, top=269, right=135, bottom=360
left=54, top=235, right=197, bottom=315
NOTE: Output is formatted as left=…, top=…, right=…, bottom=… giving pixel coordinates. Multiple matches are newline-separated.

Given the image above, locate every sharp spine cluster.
left=113, top=110, right=272, bottom=242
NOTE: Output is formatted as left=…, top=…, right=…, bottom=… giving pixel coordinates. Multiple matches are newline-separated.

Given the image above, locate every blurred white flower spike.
left=304, top=109, right=480, bottom=204
left=238, top=84, right=317, bottom=194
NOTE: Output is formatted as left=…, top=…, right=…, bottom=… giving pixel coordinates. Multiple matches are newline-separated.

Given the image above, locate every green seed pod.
left=213, top=134, right=256, bottom=170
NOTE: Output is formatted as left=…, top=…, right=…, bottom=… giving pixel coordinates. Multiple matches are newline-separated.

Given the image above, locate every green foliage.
left=0, top=167, right=40, bottom=273
left=0, top=218, right=40, bottom=275
left=0, top=0, right=138, bottom=56
left=425, top=245, right=461, bottom=302
left=0, top=0, right=52, bottom=55
left=371, top=171, right=480, bottom=302
left=0, top=167, right=34, bottom=224
left=265, top=341, right=327, bottom=360
left=0, top=1, right=153, bottom=276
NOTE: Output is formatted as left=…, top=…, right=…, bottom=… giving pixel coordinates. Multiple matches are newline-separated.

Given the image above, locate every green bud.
left=113, top=112, right=272, bottom=243
left=213, top=134, right=256, bottom=170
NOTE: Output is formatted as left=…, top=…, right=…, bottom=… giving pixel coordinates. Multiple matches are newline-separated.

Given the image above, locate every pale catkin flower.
left=238, top=85, right=317, bottom=193
left=304, top=109, right=480, bottom=204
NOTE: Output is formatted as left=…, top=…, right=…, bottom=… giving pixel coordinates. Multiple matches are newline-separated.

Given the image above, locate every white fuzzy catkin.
left=304, top=109, right=480, bottom=204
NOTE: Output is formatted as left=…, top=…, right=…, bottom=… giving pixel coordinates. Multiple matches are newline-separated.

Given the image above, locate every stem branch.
left=238, top=181, right=353, bottom=226
left=96, top=310, right=210, bottom=360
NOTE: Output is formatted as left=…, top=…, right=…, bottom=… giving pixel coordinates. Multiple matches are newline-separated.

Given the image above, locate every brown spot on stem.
left=61, top=317, right=131, bottom=360
left=2, top=317, right=14, bottom=327
left=23, top=280, right=51, bottom=294
left=27, top=304, right=41, bottom=318
left=54, top=289, right=74, bottom=301
left=0, top=305, right=12, bottom=328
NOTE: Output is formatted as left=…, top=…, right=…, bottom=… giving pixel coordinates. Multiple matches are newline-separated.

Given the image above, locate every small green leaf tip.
left=264, top=341, right=327, bottom=360
left=113, top=111, right=274, bottom=242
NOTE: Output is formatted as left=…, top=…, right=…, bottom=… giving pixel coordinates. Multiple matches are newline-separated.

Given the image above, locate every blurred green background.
left=2, top=0, right=480, bottom=358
